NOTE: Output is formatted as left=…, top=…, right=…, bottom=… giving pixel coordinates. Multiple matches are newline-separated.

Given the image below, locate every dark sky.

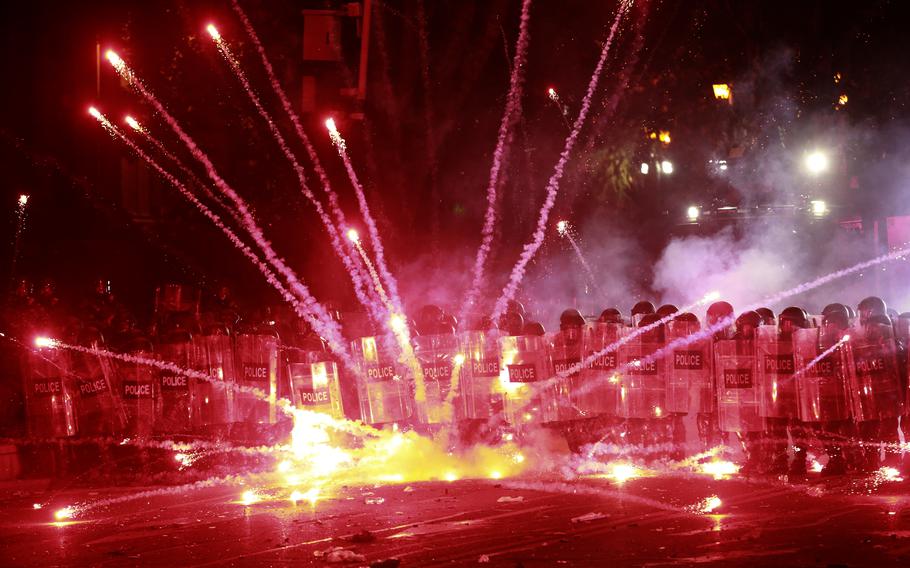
left=2, top=0, right=909, bottom=317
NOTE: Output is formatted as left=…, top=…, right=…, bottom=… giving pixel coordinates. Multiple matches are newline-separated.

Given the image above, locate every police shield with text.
left=499, top=317, right=558, bottom=428
left=757, top=306, right=808, bottom=475
left=666, top=312, right=712, bottom=451
left=793, top=305, right=853, bottom=475
left=715, top=310, right=764, bottom=472
left=194, top=324, right=236, bottom=437
left=617, top=313, right=668, bottom=448
left=352, top=332, right=413, bottom=426
left=850, top=297, right=903, bottom=471
left=234, top=322, right=280, bottom=436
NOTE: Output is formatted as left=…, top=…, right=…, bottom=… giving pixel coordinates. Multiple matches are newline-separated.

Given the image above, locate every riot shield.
left=194, top=327, right=236, bottom=432
left=70, top=336, right=125, bottom=437
left=115, top=344, right=158, bottom=439
left=793, top=328, right=852, bottom=423
left=352, top=335, right=412, bottom=425
left=575, top=323, right=624, bottom=417
left=155, top=331, right=197, bottom=435
left=24, top=347, right=78, bottom=438
left=459, top=331, right=505, bottom=420
left=755, top=325, right=799, bottom=420
left=413, top=333, right=460, bottom=424
left=499, top=334, right=558, bottom=425
left=848, top=326, right=903, bottom=421
left=287, top=349, right=344, bottom=420
left=234, top=331, right=280, bottom=426
left=665, top=320, right=713, bottom=415
left=551, top=327, right=588, bottom=421
left=714, top=339, right=763, bottom=433
left=616, top=337, right=666, bottom=419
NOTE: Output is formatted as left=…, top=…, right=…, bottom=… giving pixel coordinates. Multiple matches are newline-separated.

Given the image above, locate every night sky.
left=2, top=0, right=909, bottom=319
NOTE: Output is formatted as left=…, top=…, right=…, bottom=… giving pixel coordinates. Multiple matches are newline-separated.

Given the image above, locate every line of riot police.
left=15, top=283, right=910, bottom=478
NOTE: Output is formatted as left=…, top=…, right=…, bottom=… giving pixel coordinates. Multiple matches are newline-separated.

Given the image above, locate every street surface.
left=4, top=470, right=910, bottom=566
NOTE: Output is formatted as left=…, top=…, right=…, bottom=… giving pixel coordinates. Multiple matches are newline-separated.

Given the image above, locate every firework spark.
left=460, top=0, right=533, bottom=321
left=491, top=1, right=631, bottom=323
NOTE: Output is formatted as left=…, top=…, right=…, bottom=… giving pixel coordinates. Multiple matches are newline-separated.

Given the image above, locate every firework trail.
left=347, top=229, right=392, bottom=310
left=556, top=220, right=597, bottom=288
left=103, top=52, right=347, bottom=357
left=39, top=332, right=280, bottom=409
left=124, top=116, right=242, bottom=228
left=793, top=334, right=851, bottom=381
left=229, top=1, right=377, bottom=306
left=547, top=87, right=572, bottom=129
left=324, top=118, right=403, bottom=314
left=491, top=1, right=631, bottom=323
left=205, top=26, right=379, bottom=320
left=10, top=193, right=29, bottom=279
left=230, top=1, right=349, bottom=234
left=90, top=108, right=313, bottom=330
left=460, top=0, right=533, bottom=322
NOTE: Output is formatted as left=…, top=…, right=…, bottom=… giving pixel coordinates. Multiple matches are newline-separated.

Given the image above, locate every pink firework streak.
left=491, top=2, right=630, bottom=322
left=229, top=0, right=374, bottom=298
left=125, top=116, right=243, bottom=228
left=103, top=51, right=346, bottom=355
left=41, top=335, right=280, bottom=409
left=325, top=119, right=404, bottom=313
left=206, top=27, right=382, bottom=322
left=460, top=0, right=533, bottom=322
left=91, top=110, right=321, bottom=346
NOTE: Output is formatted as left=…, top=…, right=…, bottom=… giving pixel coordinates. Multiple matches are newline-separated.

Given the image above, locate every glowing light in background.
left=686, top=205, right=700, bottom=222
left=712, top=83, right=732, bottom=101
left=805, top=150, right=829, bottom=175
left=660, top=160, right=674, bottom=174
left=640, top=162, right=649, bottom=174
left=18, top=194, right=29, bottom=206
left=811, top=200, right=828, bottom=217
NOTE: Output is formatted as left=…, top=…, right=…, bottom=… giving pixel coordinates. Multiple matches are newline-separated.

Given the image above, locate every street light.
left=804, top=151, right=829, bottom=175
left=810, top=200, right=828, bottom=217
left=687, top=205, right=700, bottom=222
left=640, top=162, right=649, bottom=175
left=661, top=160, right=674, bottom=175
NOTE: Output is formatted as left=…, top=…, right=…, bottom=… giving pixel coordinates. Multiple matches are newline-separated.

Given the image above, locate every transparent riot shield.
left=551, top=327, right=588, bottom=421
left=24, top=347, right=78, bottom=438
left=755, top=326, right=799, bottom=420
left=617, top=337, right=666, bottom=419
left=666, top=320, right=713, bottom=415
left=352, top=335, right=412, bottom=425
left=413, top=333, right=460, bottom=424
left=287, top=349, right=344, bottom=420
left=115, top=346, right=158, bottom=439
left=575, top=323, right=624, bottom=418
left=848, top=327, right=903, bottom=421
left=499, top=334, right=558, bottom=426
left=155, top=332, right=197, bottom=435
left=70, top=337, right=125, bottom=437
left=234, top=331, right=280, bottom=426
left=714, top=339, right=763, bottom=433
left=793, top=328, right=852, bottom=423
left=194, top=327, right=235, bottom=432
left=460, top=331, right=505, bottom=420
